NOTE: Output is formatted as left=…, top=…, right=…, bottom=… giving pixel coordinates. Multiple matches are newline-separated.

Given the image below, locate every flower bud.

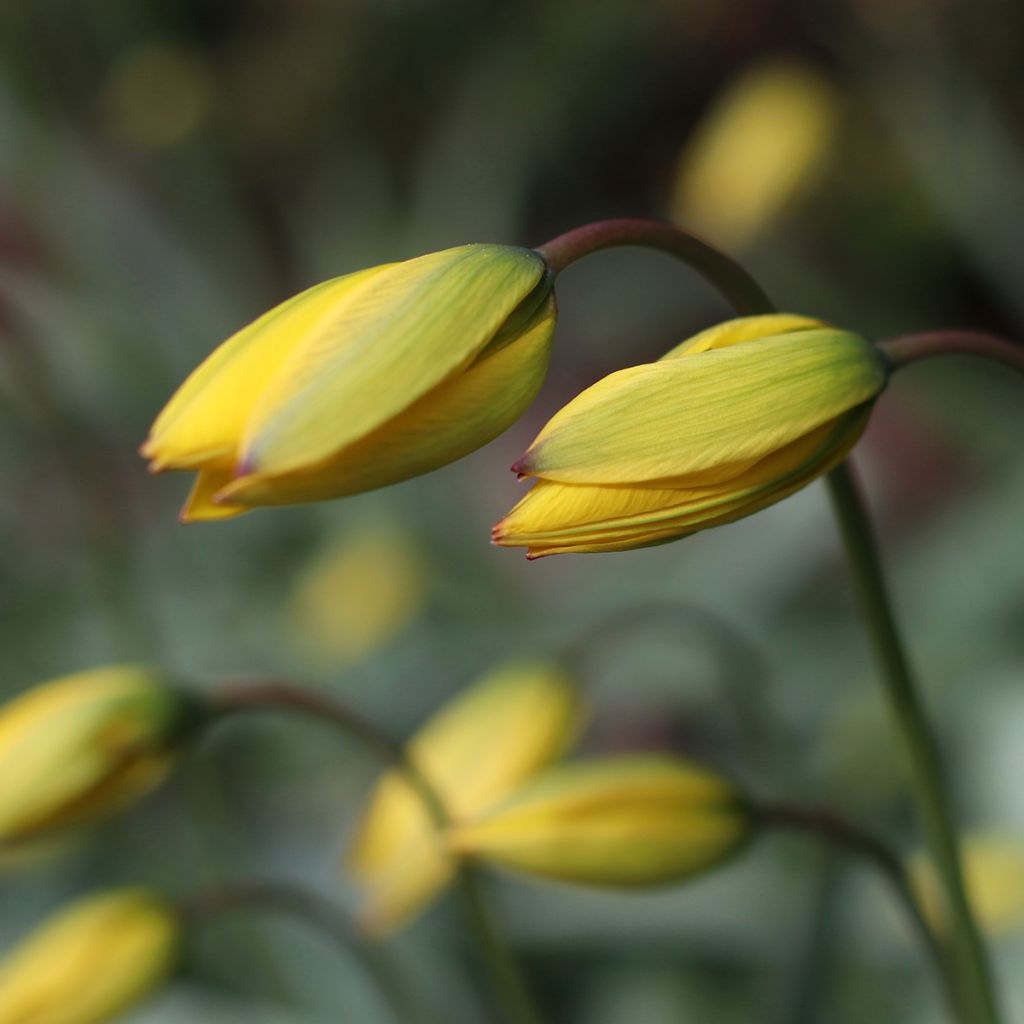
left=142, top=245, right=555, bottom=521
left=671, top=60, right=837, bottom=248
left=0, top=666, right=197, bottom=844
left=346, top=660, right=583, bottom=936
left=0, top=888, right=180, bottom=1024
left=909, top=834, right=1024, bottom=938
left=494, top=314, right=887, bottom=557
left=449, top=754, right=751, bottom=886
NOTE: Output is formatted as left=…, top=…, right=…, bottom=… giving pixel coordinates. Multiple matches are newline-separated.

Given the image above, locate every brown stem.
left=536, top=218, right=774, bottom=316
left=184, top=881, right=428, bottom=1024
left=880, top=330, right=1024, bottom=377
left=206, top=680, right=542, bottom=1024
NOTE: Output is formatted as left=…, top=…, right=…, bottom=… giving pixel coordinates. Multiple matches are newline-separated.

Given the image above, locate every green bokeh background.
left=0, top=1, right=1022, bottom=1021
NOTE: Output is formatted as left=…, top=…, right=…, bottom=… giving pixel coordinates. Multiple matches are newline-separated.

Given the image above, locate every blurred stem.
left=210, top=681, right=543, bottom=1024
left=536, top=218, right=774, bottom=314
left=559, top=601, right=773, bottom=770
left=826, top=466, right=998, bottom=1024
left=880, top=330, right=1024, bottom=376
left=185, top=880, right=429, bottom=1024
left=758, top=801, right=955, bottom=1015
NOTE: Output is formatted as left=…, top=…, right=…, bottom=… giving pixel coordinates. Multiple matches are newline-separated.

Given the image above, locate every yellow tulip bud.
left=0, top=666, right=197, bottom=844
left=142, top=245, right=555, bottom=521
left=0, top=889, right=179, bottom=1024
left=449, top=755, right=751, bottom=887
left=909, top=834, right=1024, bottom=939
left=346, top=660, right=583, bottom=936
left=670, top=60, right=838, bottom=248
left=493, top=314, right=887, bottom=557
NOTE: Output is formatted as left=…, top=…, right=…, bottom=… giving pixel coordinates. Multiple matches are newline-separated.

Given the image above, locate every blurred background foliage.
left=0, top=0, right=1023, bottom=1021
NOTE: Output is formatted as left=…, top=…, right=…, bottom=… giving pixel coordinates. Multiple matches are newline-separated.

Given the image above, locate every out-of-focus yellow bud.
left=99, top=43, right=213, bottom=150
left=910, top=835, right=1024, bottom=938
left=449, top=754, right=751, bottom=887
left=494, top=314, right=887, bottom=557
left=0, top=888, right=179, bottom=1024
left=142, top=245, right=555, bottom=521
left=0, top=666, right=197, bottom=845
left=346, top=660, right=583, bottom=936
left=670, top=60, right=838, bottom=248
left=284, top=522, right=425, bottom=670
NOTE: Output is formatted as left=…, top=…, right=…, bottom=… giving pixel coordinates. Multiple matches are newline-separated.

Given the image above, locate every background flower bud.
left=494, top=314, right=887, bottom=557
left=142, top=244, right=555, bottom=521
left=449, top=754, right=751, bottom=887
left=0, top=888, right=179, bottom=1024
left=346, top=660, right=583, bottom=936
left=909, top=833, right=1024, bottom=939
left=0, top=666, right=198, bottom=844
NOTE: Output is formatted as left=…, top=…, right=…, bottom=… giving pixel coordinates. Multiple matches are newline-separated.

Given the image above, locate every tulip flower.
left=142, top=245, right=555, bottom=521
left=449, top=754, right=751, bottom=886
left=0, top=666, right=196, bottom=845
left=910, top=834, right=1024, bottom=939
left=0, top=889, right=179, bottom=1024
left=493, top=314, right=888, bottom=557
left=346, top=660, right=582, bottom=936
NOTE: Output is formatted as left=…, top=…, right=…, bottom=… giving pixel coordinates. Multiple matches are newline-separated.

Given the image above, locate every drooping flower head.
left=450, top=754, right=752, bottom=887
left=494, top=314, right=888, bottom=557
left=346, top=660, right=582, bottom=936
left=143, top=245, right=555, bottom=521
left=0, top=889, right=180, bottom=1024
left=0, top=666, right=196, bottom=845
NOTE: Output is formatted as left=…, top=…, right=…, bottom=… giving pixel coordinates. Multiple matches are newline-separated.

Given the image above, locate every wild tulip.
left=346, top=660, right=582, bottom=936
left=449, top=754, right=751, bottom=886
left=143, top=245, right=555, bottom=520
left=493, top=314, right=888, bottom=557
left=0, top=889, right=179, bottom=1024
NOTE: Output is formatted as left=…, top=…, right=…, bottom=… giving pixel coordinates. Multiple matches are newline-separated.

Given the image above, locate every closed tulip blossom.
left=493, top=314, right=888, bottom=557
left=143, top=245, right=555, bottom=521
left=0, top=666, right=195, bottom=845
left=449, top=754, right=751, bottom=887
left=346, top=661, right=582, bottom=936
left=0, top=889, right=179, bottom=1024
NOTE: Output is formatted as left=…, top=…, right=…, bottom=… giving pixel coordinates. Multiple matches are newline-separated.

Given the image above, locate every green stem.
left=758, top=801, right=957, bottom=1018
left=185, top=880, right=430, bottom=1024
left=536, top=218, right=774, bottom=314
left=826, top=465, right=999, bottom=1024
left=543, top=217, right=999, bottom=1020
left=209, top=680, right=542, bottom=1024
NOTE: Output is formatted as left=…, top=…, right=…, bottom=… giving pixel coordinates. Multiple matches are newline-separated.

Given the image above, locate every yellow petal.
left=518, top=329, right=885, bottom=485
left=661, top=313, right=827, bottom=358
left=0, top=889, right=179, bottom=1024
left=450, top=755, right=750, bottom=887
left=347, top=660, right=582, bottom=936
left=909, top=834, right=1024, bottom=939
left=0, top=667, right=187, bottom=844
left=670, top=60, right=837, bottom=248
left=240, top=245, right=546, bottom=477
left=143, top=268, right=385, bottom=471
left=284, top=522, right=425, bottom=670
left=496, top=409, right=869, bottom=556
left=178, top=468, right=247, bottom=523
left=219, top=293, right=556, bottom=506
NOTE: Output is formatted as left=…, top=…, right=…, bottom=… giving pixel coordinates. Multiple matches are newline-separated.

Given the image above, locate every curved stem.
left=209, top=680, right=542, bottom=1024
left=539, top=219, right=999, bottom=1021
left=558, top=601, right=772, bottom=765
left=880, top=330, right=1024, bottom=377
left=826, top=465, right=999, bottom=1024
left=758, top=801, right=955, bottom=1016
left=184, top=881, right=428, bottom=1024
left=536, top=218, right=774, bottom=315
